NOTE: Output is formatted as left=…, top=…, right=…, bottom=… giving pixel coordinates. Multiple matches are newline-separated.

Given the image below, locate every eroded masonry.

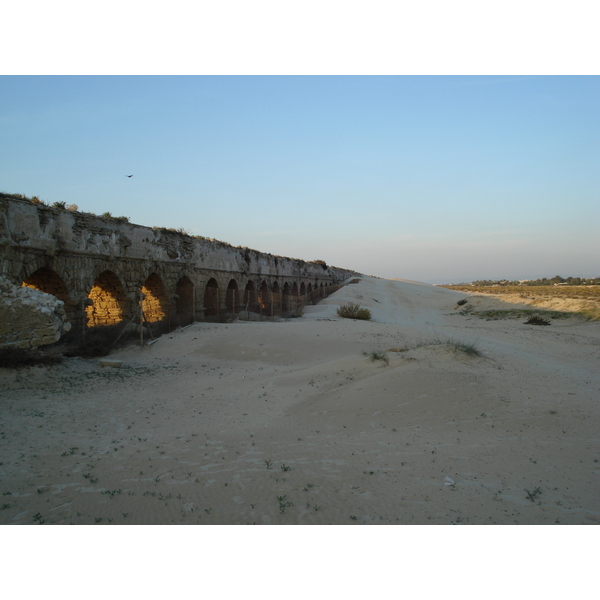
left=0, top=196, right=358, bottom=348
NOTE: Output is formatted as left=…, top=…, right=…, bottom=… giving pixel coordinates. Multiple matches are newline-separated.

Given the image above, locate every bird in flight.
left=126, top=174, right=133, bottom=178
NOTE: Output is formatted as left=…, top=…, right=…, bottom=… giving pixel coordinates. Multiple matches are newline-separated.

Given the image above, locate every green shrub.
left=363, top=351, right=389, bottom=365
left=100, top=212, right=130, bottom=223
left=337, top=302, right=372, bottom=320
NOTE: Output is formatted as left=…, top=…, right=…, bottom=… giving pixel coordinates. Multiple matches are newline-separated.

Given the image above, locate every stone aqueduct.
left=0, top=196, right=358, bottom=337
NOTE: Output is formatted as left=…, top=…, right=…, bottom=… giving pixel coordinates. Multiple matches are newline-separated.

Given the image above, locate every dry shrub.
left=337, top=302, right=372, bottom=320
left=525, top=315, right=551, bottom=326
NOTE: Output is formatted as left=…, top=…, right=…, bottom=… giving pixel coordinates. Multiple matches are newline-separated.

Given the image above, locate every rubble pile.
left=0, top=276, right=71, bottom=349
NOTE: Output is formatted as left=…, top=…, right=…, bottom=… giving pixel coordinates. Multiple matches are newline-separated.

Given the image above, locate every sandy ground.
left=1, top=276, right=599, bottom=525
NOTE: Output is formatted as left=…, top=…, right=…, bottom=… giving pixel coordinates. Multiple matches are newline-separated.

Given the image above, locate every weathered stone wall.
left=0, top=276, right=71, bottom=349
left=0, top=195, right=359, bottom=340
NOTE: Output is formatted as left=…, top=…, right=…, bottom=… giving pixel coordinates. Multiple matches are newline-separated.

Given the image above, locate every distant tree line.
left=463, top=276, right=600, bottom=286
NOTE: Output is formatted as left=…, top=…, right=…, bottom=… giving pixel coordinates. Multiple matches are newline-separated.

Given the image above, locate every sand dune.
left=1, top=276, right=599, bottom=525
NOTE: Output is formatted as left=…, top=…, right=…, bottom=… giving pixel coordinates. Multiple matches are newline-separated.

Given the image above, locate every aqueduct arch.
left=259, top=280, right=270, bottom=315
left=204, top=278, right=220, bottom=319
left=22, top=266, right=75, bottom=321
left=141, top=273, right=168, bottom=323
left=22, top=266, right=70, bottom=306
left=86, top=270, right=128, bottom=327
left=281, top=282, right=291, bottom=313
left=175, top=276, right=194, bottom=326
left=226, top=279, right=239, bottom=315
left=272, top=281, right=281, bottom=316
left=243, top=281, right=255, bottom=311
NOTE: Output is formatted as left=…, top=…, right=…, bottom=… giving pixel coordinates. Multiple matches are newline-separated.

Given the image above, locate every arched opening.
left=203, top=278, right=219, bottom=319
left=307, top=282, right=314, bottom=304
left=282, top=282, right=291, bottom=312
left=291, top=282, right=300, bottom=314
left=141, top=273, right=168, bottom=323
left=258, top=280, right=270, bottom=316
left=175, top=276, right=194, bottom=326
left=22, top=266, right=72, bottom=321
left=300, top=282, right=306, bottom=297
left=86, top=270, right=127, bottom=327
left=272, top=281, right=281, bottom=316
left=226, top=279, right=239, bottom=315
left=22, top=266, right=69, bottom=305
left=244, top=281, right=256, bottom=312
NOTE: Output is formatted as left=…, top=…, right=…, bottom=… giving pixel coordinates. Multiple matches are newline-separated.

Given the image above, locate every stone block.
left=39, top=327, right=59, bottom=337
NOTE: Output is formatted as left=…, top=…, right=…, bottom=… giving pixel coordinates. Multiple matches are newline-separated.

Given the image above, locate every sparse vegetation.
left=525, top=487, right=542, bottom=502
left=0, top=192, right=46, bottom=204
left=311, top=260, right=328, bottom=270
left=444, top=283, right=600, bottom=321
left=363, top=351, right=389, bottom=365
left=276, top=495, right=293, bottom=514
left=337, top=302, right=372, bottom=320
left=409, top=337, right=483, bottom=357
left=101, top=212, right=130, bottom=223
left=156, top=226, right=191, bottom=235
left=447, top=340, right=482, bottom=356
left=465, top=308, right=574, bottom=321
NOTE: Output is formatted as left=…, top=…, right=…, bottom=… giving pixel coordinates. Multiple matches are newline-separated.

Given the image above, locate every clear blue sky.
left=1, top=75, right=598, bottom=283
